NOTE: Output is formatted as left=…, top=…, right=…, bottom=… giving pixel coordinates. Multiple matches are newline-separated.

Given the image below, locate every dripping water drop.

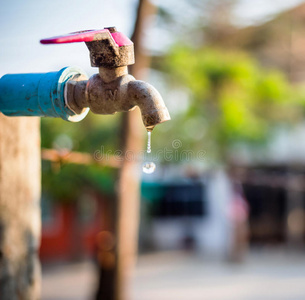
left=142, top=162, right=156, bottom=174
left=143, top=129, right=155, bottom=174
left=147, top=131, right=151, bottom=153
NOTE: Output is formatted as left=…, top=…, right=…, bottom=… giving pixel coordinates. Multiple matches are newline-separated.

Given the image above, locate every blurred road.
left=42, top=250, right=305, bottom=300
left=41, top=260, right=97, bottom=300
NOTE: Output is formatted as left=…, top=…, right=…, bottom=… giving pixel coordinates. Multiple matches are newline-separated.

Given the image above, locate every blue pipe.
left=0, top=67, right=89, bottom=122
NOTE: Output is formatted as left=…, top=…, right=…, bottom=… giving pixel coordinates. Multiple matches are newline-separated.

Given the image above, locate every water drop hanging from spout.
left=142, top=130, right=155, bottom=174
left=147, top=131, right=151, bottom=153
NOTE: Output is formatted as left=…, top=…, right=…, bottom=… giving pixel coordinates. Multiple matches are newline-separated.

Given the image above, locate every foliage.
left=42, top=161, right=117, bottom=203
left=153, top=45, right=303, bottom=161
left=41, top=112, right=121, bottom=203
left=41, top=112, right=121, bottom=152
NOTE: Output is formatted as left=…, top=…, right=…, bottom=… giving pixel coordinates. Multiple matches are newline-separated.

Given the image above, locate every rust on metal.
left=85, top=40, right=134, bottom=68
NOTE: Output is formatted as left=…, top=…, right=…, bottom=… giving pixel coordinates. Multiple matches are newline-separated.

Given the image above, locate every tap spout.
left=128, top=80, right=171, bottom=129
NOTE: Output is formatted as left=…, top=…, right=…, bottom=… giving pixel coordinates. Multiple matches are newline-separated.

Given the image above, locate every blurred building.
left=140, top=169, right=243, bottom=259
left=140, top=163, right=305, bottom=259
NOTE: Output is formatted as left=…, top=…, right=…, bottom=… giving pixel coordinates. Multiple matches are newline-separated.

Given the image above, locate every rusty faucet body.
left=44, top=27, right=170, bottom=129
left=66, top=66, right=170, bottom=130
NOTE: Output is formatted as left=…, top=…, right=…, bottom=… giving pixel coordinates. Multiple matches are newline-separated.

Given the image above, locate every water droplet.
left=143, top=130, right=155, bottom=174
left=147, top=131, right=151, bottom=153
left=142, top=162, right=156, bottom=174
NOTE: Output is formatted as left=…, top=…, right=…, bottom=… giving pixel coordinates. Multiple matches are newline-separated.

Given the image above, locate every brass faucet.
left=41, top=27, right=170, bottom=130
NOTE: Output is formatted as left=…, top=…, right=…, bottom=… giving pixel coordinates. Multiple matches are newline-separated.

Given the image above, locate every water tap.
left=0, top=27, right=170, bottom=129
left=42, top=27, right=170, bottom=129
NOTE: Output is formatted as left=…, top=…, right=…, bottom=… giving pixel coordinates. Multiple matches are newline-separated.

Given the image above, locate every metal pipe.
left=0, top=28, right=171, bottom=129
left=0, top=67, right=89, bottom=122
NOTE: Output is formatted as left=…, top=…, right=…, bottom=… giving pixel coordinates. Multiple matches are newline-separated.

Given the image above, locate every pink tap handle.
left=40, top=29, right=133, bottom=47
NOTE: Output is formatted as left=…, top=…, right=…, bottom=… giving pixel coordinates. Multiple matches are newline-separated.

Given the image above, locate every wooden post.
left=0, top=115, right=41, bottom=300
left=95, top=1, right=157, bottom=299
left=116, top=1, right=157, bottom=300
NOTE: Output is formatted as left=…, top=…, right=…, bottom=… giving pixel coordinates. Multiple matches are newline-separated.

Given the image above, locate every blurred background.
left=3, top=0, right=305, bottom=299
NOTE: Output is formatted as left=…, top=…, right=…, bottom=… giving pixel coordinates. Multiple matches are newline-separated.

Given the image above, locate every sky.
left=233, top=0, right=305, bottom=26
left=0, top=0, right=138, bottom=76
left=0, top=0, right=304, bottom=77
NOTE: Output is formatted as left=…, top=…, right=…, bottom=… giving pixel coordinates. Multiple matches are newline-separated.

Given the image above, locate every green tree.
left=153, top=46, right=303, bottom=162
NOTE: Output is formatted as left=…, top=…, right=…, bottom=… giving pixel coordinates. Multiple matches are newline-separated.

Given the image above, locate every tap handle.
left=40, top=27, right=134, bottom=68
left=40, top=28, right=132, bottom=47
